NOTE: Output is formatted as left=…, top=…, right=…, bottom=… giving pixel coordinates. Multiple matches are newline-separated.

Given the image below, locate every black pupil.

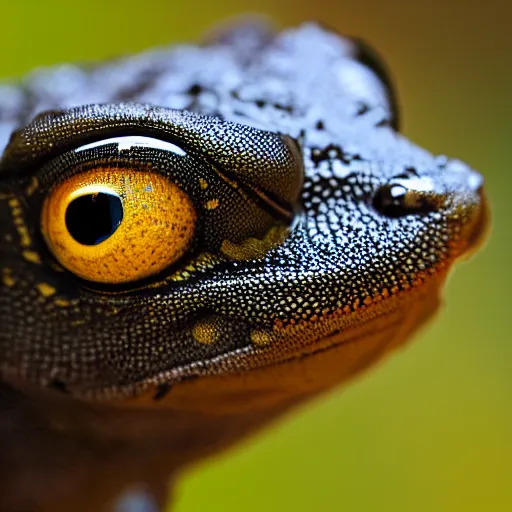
left=65, top=193, right=123, bottom=245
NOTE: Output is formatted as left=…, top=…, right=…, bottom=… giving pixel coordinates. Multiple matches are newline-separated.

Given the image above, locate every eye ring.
left=41, top=167, right=196, bottom=284
left=22, top=109, right=304, bottom=286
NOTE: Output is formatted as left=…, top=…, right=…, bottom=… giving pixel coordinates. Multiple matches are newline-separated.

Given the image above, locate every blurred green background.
left=1, top=1, right=509, bottom=510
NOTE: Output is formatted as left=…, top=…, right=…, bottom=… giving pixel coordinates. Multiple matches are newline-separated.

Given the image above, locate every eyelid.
left=0, top=103, right=304, bottom=210
left=5, top=106, right=305, bottom=282
left=31, top=130, right=301, bottom=275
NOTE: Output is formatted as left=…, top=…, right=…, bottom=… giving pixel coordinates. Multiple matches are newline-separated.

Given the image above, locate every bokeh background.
left=1, top=1, right=509, bottom=510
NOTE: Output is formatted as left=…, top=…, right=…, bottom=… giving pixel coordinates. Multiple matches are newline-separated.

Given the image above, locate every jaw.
left=0, top=259, right=451, bottom=506
left=122, top=265, right=447, bottom=415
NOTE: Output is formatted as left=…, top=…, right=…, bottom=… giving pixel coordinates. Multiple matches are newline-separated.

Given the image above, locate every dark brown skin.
left=0, top=20, right=488, bottom=511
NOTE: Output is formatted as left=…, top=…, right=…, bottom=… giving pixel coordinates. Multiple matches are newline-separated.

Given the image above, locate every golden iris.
left=41, top=168, right=196, bottom=284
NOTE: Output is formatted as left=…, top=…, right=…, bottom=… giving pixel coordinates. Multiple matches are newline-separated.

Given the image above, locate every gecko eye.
left=1, top=106, right=303, bottom=286
left=41, top=166, right=196, bottom=284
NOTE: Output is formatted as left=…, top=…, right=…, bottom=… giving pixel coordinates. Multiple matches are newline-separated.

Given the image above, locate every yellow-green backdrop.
left=1, top=1, right=509, bottom=511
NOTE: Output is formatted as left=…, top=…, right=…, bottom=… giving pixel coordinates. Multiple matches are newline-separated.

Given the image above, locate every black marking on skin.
left=48, top=379, right=69, bottom=394
left=375, top=118, right=391, bottom=128
left=404, top=166, right=420, bottom=177
left=393, top=172, right=413, bottom=180
left=310, top=144, right=356, bottom=166
left=181, top=375, right=200, bottom=383
left=187, top=84, right=203, bottom=96
left=153, top=382, right=172, bottom=401
left=356, top=102, right=370, bottom=117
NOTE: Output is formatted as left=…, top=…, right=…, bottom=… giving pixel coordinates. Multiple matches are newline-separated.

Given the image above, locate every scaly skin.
left=0, top=20, right=488, bottom=511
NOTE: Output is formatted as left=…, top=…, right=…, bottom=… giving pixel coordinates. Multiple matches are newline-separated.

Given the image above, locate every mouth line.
left=137, top=291, right=418, bottom=395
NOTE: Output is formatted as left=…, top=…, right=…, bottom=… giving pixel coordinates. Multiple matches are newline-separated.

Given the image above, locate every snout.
left=440, top=159, right=489, bottom=258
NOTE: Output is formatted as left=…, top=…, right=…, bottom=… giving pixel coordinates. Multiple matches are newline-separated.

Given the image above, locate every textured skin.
left=0, top=20, right=487, bottom=512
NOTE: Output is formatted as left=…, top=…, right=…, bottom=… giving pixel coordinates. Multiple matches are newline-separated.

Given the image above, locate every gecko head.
left=0, top=101, right=487, bottom=408
left=0, top=18, right=488, bottom=406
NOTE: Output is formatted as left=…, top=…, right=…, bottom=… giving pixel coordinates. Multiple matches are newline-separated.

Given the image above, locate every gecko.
left=0, top=19, right=488, bottom=512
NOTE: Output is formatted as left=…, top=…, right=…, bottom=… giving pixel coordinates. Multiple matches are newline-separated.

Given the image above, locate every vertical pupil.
left=65, top=192, right=123, bottom=245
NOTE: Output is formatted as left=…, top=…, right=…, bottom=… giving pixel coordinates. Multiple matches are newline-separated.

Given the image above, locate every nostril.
left=372, top=183, right=438, bottom=218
